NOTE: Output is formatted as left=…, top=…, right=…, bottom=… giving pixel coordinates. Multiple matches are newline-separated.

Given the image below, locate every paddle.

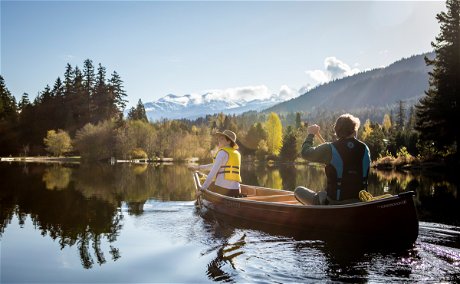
left=192, top=170, right=202, bottom=208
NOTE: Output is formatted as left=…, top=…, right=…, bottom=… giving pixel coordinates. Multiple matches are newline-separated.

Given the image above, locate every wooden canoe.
left=193, top=172, right=419, bottom=246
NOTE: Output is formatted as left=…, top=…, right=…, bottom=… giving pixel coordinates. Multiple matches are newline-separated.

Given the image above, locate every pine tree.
left=83, top=59, right=95, bottom=122
left=396, top=100, right=406, bottom=132
left=92, top=63, right=108, bottom=123
left=295, top=112, right=302, bottom=129
left=108, top=71, right=128, bottom=119
left=0, top=75, right=17, bottom=122
left=128, top=99, right=148, bottom=122
left=279, top=126, right=297, bottom=161
left=415, top=0, right=460, bottom=156
left=51, top=77, right=66, bottom=130
left=0, top=75, right=19, bottom=155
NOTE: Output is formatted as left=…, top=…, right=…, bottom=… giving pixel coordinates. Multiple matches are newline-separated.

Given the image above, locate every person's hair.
left=224, top=136, right=237, bottom=148
left=334, top=113, right=360, bottom=139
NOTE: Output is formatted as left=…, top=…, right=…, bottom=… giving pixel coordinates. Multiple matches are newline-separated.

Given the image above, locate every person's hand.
left=307, top=124, right=320, bottom=135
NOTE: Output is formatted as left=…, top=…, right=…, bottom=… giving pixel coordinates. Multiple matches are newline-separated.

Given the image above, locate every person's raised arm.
left=301, top=124, right=331, bottom=164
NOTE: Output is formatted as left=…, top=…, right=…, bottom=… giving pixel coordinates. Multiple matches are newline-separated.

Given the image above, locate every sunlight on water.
left=1, top=163, right=459, bottom=282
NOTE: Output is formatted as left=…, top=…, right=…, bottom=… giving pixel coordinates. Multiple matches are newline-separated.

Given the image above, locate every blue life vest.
left=325, top=138, right=370, bottom=201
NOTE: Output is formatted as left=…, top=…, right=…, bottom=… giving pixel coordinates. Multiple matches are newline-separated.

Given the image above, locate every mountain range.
left=266, top=52, right=434, bottom=114
left=144, top=90, right=295, bottom=121
left=144, top=52, right=434, bottom=121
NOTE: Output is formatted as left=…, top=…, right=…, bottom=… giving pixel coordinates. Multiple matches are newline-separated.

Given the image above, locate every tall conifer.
left=415, top=0, right=460, bottom=156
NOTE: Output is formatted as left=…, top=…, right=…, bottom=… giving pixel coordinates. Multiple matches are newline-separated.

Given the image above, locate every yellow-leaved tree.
left=265, top=112, right=283, bottom=156
left=382, top=113, right=392, bottom=133
left=43, top=129, right=73, bottom=156
left=361, top=119, right=373, bottom=141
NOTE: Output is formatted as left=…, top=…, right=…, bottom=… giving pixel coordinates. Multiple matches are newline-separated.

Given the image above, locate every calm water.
left=1, top=162, right=459, bottom=283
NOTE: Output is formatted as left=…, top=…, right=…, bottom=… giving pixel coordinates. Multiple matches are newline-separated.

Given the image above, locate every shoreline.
left=1, top=156, right=455, bottom=173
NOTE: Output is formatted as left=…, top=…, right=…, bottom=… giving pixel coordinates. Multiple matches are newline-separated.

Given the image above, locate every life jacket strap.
left=218, top=165, right=240, bottom=176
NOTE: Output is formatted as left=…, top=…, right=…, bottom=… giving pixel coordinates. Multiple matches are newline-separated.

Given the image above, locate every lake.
left=1, top=162, right=459, bottom=282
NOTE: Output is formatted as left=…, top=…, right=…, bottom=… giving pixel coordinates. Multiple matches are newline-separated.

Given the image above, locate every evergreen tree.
left=63, top=63, right=75, bottom=131
left=83, top=59, right=95, bottom=122
left=17, top=93, right=34, bottom=148
left=396, top=100, right=406, bottom=132
left=0, top=75, right=19, bottom=155
left=51, top=77, right=66, bottom=130
left=223, top=115, right=237, bottom=132
left=18, top=93, right=31, bottom=112
left=128, top=99, right=148, bottom=122
left=92, top=63, right=109, bottom=123
left=279, top=126, right=297, bottom=161
left=406, top=106, right=416, bottom=131
left=0, top=75, right=17, bottom=122
left=415, top=0, right=460, bottom=156
left=108, top=71, right=128, bottom=119
left=295, top=112, right=302, bottom=129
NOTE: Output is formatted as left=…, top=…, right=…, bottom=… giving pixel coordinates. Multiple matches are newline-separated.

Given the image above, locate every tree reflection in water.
left=1, top=161, right=458, bottom=274
left=0, top=162, right=199, bottom=269
left=0, top=163, right=122, bottom=269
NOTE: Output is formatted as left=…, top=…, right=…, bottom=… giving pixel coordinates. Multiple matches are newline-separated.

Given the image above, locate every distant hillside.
left=265, top=52, right=434, bottom=114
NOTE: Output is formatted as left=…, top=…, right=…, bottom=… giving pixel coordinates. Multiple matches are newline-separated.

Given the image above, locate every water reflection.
left=0, top=161, right=458, bottom=278
left=198, top=207, right=425, bottom=283
left=42, top=165, right=72, bottom=190
left=0, top=162, right=197, bottom=269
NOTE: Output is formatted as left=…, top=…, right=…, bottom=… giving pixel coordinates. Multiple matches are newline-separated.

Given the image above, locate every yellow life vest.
left=213, top=147, right=242, bottom=182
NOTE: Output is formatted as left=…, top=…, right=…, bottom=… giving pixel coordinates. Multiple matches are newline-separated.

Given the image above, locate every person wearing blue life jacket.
left=190, top=130, right=242, bottom=198
left=295, top=114, right=371, bottom=205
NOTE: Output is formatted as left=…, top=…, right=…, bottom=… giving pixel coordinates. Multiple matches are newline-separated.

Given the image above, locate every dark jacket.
left=301, top=134, right=371, bottom=201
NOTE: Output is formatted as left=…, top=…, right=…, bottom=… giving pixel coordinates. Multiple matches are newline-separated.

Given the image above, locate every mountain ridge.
left=143, top=52, right=434, bottom=121
left=265, top=52, right=434, bottom=114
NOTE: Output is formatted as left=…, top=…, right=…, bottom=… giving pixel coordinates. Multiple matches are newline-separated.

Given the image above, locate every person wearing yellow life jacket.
left=191, top=130, right=242, bottom=197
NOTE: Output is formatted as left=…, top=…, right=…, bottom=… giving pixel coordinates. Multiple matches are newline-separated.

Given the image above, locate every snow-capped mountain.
left=144, top=86, right=300, bottom=121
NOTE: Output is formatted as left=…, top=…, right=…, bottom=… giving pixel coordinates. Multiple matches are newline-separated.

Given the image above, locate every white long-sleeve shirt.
left=200, top=150, right=241, bottom=190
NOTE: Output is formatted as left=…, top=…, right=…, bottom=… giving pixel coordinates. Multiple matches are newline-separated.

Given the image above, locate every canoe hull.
left=200, top=187, right=418, bottom=245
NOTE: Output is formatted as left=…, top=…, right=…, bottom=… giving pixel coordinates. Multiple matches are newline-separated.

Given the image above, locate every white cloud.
left=203, top=85, right=272, bottom=102
left=278, top=85, right=299, bottom=100
left=305, top=56, right=360, bottom=85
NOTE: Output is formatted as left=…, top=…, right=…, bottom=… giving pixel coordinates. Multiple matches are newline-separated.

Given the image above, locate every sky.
left=1, top=0, right=446, bottom=108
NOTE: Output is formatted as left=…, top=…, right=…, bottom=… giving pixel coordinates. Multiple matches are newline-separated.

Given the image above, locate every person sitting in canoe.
left=295, top=113, right=371, bottom=205
left=189, top=129, right=242, bottom=197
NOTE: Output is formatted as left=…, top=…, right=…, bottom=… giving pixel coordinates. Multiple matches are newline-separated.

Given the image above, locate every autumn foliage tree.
left=265, top=112, right=283, bottom=156
left=43, top=129, right=73, bottom=156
